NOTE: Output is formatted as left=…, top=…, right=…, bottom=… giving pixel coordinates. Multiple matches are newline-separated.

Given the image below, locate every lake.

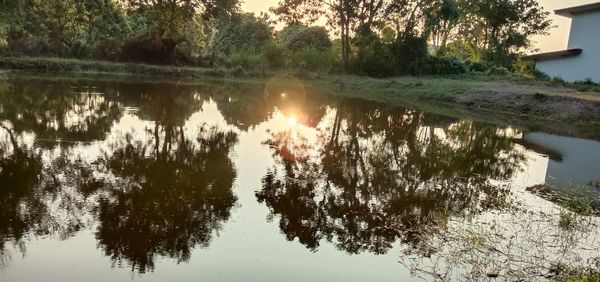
left=1, top=74, right=599, bottom=281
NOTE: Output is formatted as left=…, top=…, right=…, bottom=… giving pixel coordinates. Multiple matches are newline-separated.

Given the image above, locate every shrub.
left=389, top=34, right=430, bottom=75
left=467, top=60, right=491, bottom=72
left=551, top=76, right=567, bottom=85
left=533, top=92, right=548, bottom=101
left=277, top=24, right=307, bottom=47
left=96, top=39, right=122, bottom=61
left=287, top=26, right=332, bottom=52
left=572, top=78, right=600, bottom=92
left=353, top=30, right=395, bottom=77
left=513, top=59, right=547, bottom=79
left=0, top=36, right=7, bottom=50
left=262, top=41, right=286, bottom=69
left=486, top=66, right=511, bottom=76
left=120, top=36, right=179, bottom=65
left=229, top=51, right=263, bottom=70
left=426, top=56, right=467, bottom=75
left=289, top=48, right=336, bottom=72
left=210, top=13, right=273, bottom=55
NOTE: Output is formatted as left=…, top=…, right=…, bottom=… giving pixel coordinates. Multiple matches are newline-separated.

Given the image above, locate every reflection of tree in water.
left=0, top=79, right=240, bottom=273
left=0, top=80, right=122, bottom=145
left=0, top=124, right=42, bottom=253
left=0, top=78, right=123, bottom=260
left=205, top=76, right=329, bottom=131
left=94, top=86, right=239, bottom=273
left=112, top=82, right=201, bottom=125
left=257, top=100, right=525, bottom=254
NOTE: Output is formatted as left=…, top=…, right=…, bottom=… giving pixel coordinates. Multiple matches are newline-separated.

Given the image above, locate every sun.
left=287, top=116, right=297, bottom=128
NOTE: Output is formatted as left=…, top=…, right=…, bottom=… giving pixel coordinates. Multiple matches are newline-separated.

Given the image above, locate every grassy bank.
left=0, top=56, right=232, bottom=77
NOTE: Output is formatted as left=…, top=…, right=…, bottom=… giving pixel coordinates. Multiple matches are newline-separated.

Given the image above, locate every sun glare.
left=287, top=116, right=297, bottom=128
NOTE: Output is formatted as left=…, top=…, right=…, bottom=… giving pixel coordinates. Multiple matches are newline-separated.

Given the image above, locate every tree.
left=210, top=13, right=273, bottom=55
left=3, top=0, right=128, bottom=57
left=287, top=26, right=332, bottom=51
left=271, top=0, right=377, bottom=71
left=424, top=0, right=460, bottom=53
left=459, top=0, right=552, bottom=65
left=122, top=0, right=240, bottom=62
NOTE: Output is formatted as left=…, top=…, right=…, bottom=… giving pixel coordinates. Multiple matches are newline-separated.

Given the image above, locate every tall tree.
left=4, top=0, right=128, bottom=57
left=424, top=0, right=460, bottom=53
left=271, top=0, right=393, bottom=71
left=459, top=0, right=552, bottom=65
left=122, top=0, right=240, bottom=62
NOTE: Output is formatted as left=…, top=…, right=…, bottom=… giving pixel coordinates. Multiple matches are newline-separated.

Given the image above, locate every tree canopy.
left=0, top=0, right=552, bottom=75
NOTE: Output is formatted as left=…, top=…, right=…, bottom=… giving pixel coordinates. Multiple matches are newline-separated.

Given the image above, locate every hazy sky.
left=241, top=0, right=597, bottom=52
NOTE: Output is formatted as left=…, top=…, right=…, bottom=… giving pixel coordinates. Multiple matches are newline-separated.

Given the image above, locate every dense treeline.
left=0, top=0, right=551, bottom=77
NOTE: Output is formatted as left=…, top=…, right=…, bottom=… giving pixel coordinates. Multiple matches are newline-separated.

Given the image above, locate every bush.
left=513, top=59, right=547, bottom=79
left=229, top=51, right=263, bottom=70
left=210, top=13, right=273, bottom=55
left=353, top=38, right=395, bottom=77
left=486, top=66, right=511, bottom=76
left=289, top=48, right=336, bottom=72
left=551, top=76, right=567, bottom=85
left=0, top=36, right=7, bottom=50
left=262, top=41, right=286, bottom=69
left=389, top=34, right=430, bottom=75
left=121, top=36, right=179, bottom=64
left=572, top=78, right=600, bottom=92
left=425, top=56, right=467, bottom=75
left=96, top=39, right=122, bottom=61
left=466, top=60, right=492, bottom=72
left=287, top=26, right=332, bottom=52
left=277, top=24, right=307, bottom=46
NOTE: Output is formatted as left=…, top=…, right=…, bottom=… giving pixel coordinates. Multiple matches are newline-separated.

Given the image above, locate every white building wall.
left=537, top=10, right=600, bottom=83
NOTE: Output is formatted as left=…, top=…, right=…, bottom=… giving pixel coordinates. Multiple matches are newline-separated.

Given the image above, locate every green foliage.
left=466, top=60, right=492, bottom=73
left=486, top=66, right=511, bottom=76
left=445, top=40, right=485, bottom=62
left=228, top=51, right=263, bottom=70
left=289, top=48, right=337, bottom=72
left=352, top=28, right=467, bottom=78
left=277, top=24, right=308, bottom=46
left=572, top=79, right=600, bottom=92
left=262, top=41, right=287, bottom=69
left=353, top=34, right=395, bottom=77
left=210, top=13, right=273, bottom=55
left=467, top=0, right=552, bottom=66
left=389, top=34, right=431, bottom=76
left=425, top=0, right=460, bottom=52
left=425, top=56, right=467, bottom=75
left=4, top=0, right=129, bottom=58
left=533, top=92, right=548, bottom=101
left=551, top=76, right=567, bottom=86
left=566, top=274, right=600, bottom=282
left=0, top=0, right=554, bottom=76
left=512, top=59, right=547, bottom=79
left=559, top=210, right=577, bottom=231
left=123, top=0, right=239, bottom=41
left=287, top=26, right=332, bottom=52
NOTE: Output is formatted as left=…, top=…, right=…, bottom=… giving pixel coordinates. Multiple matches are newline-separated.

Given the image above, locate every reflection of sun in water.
left=287, top=116, right=297, bottom=128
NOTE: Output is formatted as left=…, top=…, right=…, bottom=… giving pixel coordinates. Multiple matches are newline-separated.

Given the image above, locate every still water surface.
left=0, top=74, right=599, bottom=281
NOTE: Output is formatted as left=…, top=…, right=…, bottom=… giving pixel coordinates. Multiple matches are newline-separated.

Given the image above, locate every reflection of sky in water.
left=1, top=76, right=599, bottom=281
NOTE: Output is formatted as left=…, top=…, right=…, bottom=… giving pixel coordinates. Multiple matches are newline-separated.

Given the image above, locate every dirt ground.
left=454, top=82, right=600, bottom=122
